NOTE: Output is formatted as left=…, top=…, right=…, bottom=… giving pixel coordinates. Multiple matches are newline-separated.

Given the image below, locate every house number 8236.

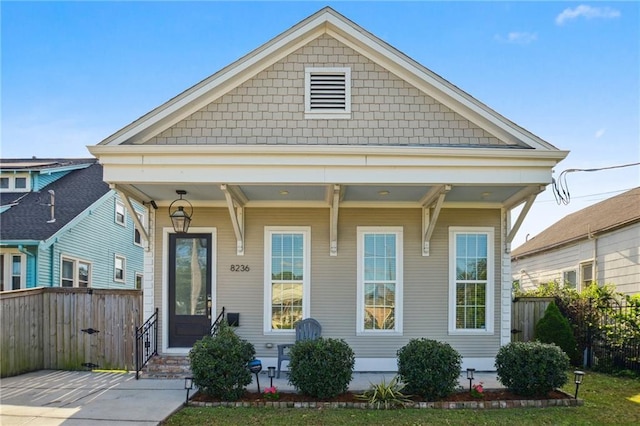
left=230, top=265, right=250, bottom=272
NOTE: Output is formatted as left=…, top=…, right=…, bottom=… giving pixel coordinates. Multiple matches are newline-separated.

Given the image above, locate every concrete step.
left=141, top=355, right=192, bottom=379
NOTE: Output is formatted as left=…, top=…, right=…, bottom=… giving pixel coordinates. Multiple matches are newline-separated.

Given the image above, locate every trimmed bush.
left=189, top=323, right=255, bottom=401
left=396, top=338, right=462, bottom=400
left=535, top=301, right=579, bottom=364
left=495, top=341, right=569, bottom=397
left=288, top=338, right=355, bottom=398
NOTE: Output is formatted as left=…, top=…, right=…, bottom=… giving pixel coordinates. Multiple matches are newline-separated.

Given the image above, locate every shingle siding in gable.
left=50, top=193, right=144, bottom=289
left=146, top=35, right=506, bottom=147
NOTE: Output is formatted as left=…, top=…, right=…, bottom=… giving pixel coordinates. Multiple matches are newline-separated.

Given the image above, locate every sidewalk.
left=0, top=370, right=186, bottom=425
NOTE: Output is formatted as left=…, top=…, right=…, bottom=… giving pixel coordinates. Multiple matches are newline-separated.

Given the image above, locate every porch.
left=246, top=370, right=503, bottom=393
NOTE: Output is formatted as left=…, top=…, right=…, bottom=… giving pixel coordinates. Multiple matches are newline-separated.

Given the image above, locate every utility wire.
left=552, top=162, right=640, bottom=205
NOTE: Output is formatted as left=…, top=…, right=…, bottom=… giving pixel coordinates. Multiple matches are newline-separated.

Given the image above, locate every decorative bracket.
left=328, top=184, right=341, bottom=256
left=421, top=185, right=451, bottom=256
left=504, top=185, right=545, bottom=253
left=111, top=184, right=149, bottom=250
left=221, top=184, right=247, bottom=256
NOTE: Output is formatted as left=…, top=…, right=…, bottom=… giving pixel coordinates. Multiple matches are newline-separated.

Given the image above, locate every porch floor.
left=249, top=371, right=503, bottom=393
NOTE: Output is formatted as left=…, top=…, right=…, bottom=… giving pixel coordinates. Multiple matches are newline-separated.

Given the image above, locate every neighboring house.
left=512, top=187, right=640, bottom=296
left=0, top=158, right=146, bottom=291
left=88, top=8, right=568, bottom=371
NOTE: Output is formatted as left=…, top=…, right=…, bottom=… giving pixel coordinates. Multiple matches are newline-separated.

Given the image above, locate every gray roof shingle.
left=0, top=162, right=110, bottom=242
left=512, top=187, right=640, bottom=259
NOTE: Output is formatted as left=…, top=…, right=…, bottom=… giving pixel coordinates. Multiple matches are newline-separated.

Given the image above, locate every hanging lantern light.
left=169, top=190, right=193, bottom=233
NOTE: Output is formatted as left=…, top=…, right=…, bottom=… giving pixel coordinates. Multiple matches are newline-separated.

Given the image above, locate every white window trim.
left=135, top=272, right=143, bottom=290
left=304, top=67, right=351, bottom=119
left=448, top=227, right=494, bottom=335
left=356, top=226, right=404, bottom=336
left=60, top=255, right=92, bottom=288
left=0, top=174, right=30, bottom=192
left=562, top=268, right=577, bottom=289
left=114, top=254, right=126, bottom=283
left=263, top=226, right=311, bottom=334
left=0, top=251, right=27, bottom=291
left=115, top=200, right=126, bottom=226
left=580, top=260, right=594, bottom=290
left=134, top=211, right=145, bottom=246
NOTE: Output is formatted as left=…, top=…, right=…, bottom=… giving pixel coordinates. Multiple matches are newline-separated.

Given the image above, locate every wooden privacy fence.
left=511, top=297, right=554, bottom=342
left=1, top=287, right=142, bottom=378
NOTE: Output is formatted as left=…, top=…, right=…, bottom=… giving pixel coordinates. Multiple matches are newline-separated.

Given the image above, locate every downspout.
left=17, top=244, right=36, bottom=288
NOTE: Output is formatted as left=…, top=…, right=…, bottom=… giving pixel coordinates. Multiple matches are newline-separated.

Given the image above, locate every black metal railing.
left=209, top=306, right=226, bottom=336
left=135, top=308, right=158, bottom=380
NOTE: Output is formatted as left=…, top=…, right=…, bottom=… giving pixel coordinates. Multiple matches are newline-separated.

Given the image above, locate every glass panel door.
left=168, top=234, right=212, bottom=347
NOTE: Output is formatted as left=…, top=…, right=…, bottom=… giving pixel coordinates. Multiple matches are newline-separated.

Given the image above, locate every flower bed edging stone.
left=189, top=389, right=583, bottom=409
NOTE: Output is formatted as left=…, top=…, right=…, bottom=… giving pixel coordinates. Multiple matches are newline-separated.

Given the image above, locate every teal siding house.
left=0, top=158, right=145, bottom=290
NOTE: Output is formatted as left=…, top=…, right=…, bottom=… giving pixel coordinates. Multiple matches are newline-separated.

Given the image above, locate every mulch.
left=192, top=389, right=569, bottom=404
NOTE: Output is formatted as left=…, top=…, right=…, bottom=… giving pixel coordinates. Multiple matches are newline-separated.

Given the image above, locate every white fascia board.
left=101, top=164, right=555, bottom=186
left=92, top=145, right=565, bottom=186
left=90, top=144, right=568, bottom=161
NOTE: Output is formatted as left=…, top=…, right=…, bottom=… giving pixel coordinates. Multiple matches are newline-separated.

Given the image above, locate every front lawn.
left=164, top=371, right=640, bottom=425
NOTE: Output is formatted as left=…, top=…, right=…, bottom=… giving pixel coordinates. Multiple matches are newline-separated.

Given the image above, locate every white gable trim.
left=98, top=8, right=559, bottom=152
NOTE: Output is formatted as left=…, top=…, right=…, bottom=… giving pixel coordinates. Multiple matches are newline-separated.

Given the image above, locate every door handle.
left=207, top=295, right=212, bottom=319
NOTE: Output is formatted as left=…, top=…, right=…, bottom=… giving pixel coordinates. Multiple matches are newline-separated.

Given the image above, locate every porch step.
left=141, top=355, right=192, bottom=379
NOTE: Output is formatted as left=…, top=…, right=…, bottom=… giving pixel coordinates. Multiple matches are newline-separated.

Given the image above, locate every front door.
left=168, top=233, right=212, bottom=347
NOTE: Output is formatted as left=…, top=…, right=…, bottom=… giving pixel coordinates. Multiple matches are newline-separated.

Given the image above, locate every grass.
left=163, top=371, right=640, bottom=425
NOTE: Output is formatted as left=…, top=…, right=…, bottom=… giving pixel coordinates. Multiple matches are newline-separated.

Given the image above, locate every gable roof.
left=97, top=7, right=559, bottom=152
left=0, top=161, right=110, bottom=242
left=511, top=187, right=640, bottom=259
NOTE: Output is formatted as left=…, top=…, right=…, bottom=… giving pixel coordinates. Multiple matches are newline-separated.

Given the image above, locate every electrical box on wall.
left=227, top=313, right=239, bottom=327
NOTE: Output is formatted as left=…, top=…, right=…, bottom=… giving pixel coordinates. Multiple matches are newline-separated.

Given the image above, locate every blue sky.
left=1, top=1, right=638, bottom=247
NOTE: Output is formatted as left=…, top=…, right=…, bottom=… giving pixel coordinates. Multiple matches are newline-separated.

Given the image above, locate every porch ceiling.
left=119, top=182, right=532, bottom=208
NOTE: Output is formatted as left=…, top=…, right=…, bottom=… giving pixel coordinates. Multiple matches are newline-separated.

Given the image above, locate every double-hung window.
left=0, top=252, right=26, bottom=291
left=357, top=227, right=403, bottom=335
left=264, top=227, right=310, bottom=332
left=61, top=257, right=91, bottom=287
left=563, top=270, right=577, bottom=288
left=449, top=227, right=494, bottom=334
left=114, top=255, right=126, bottom=282
left=115, top=201, right=126, bottom=226
left=580, top=262, right=594, bottom=289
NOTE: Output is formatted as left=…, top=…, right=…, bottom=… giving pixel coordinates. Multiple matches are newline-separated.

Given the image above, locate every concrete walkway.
left=0, top=370, right=186, bottom=425
left=1, top=370, right=503, bottom=425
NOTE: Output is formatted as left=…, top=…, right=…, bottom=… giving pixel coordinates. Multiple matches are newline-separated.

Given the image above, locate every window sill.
left=356, top=330, right=403, bottom=337
left=448, top=329, right=494, bottom=336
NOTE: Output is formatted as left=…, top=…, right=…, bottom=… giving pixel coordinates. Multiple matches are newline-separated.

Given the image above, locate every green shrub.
left=396, top=338, right=462, bottom=400
left=495, top=341, right=569, bottom=397
left=356, top=376, right=413, bottom=409
left=189, top=323, right=255, bottom=401
left=535, top=301, right=579, bottom=364
left=287, top=338, right=354, bottom=398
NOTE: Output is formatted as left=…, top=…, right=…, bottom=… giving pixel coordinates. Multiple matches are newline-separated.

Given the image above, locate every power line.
left=538, top=188, right=633, bottom=204
left=552, top=162, right=640, bottom=205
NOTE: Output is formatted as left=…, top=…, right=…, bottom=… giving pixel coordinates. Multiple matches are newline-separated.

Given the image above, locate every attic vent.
left=305, top=67, right=351, bottom=119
